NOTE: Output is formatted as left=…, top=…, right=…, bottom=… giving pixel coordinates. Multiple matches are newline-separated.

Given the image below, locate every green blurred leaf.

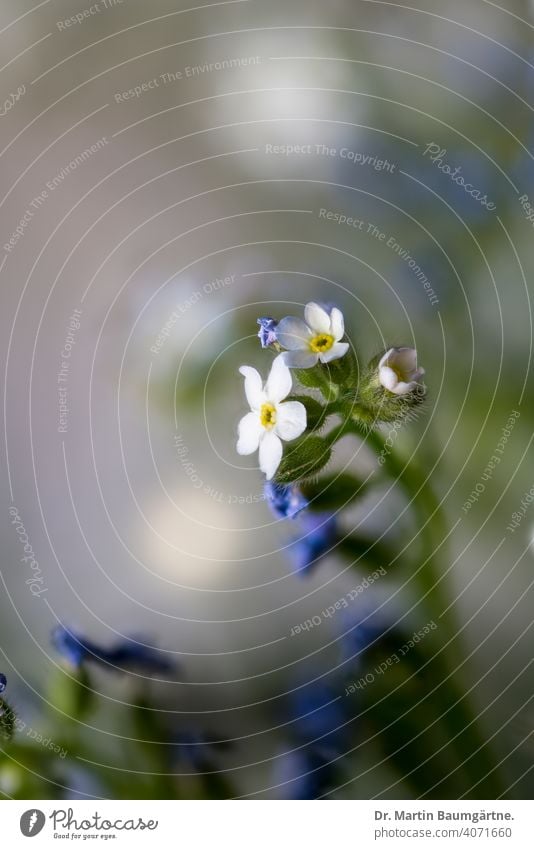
left=355, top=634, right=505, bottom=798
left=49, top=665, right=94, bottom=722
left=301, top=471, right=369, bottom=511
left=337, top=534, right=397, bottom=572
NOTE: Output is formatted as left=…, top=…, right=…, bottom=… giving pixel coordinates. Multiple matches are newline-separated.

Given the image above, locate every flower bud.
left=257, top=317, right=279, bottom=348
left=355, top=348, right=426, bottom=424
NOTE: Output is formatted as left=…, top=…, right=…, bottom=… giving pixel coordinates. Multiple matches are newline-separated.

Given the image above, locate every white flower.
left=236, top=356, right=307, bottom=479
left=378, top=347, right=425, bottom=395
left=276, top=302, right=349, bottom=368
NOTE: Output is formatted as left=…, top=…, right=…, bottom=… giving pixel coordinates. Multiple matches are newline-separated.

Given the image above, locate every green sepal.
left=300, top=472, right=368, bottom=511
left=275, top=436, right=332, bottom=484
left=354, top=632, right=505, bottom=798
left=293, top=365, right=330, bottom=391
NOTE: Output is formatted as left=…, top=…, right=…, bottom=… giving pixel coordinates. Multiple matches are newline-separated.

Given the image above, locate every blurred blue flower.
left=52, top=626, right=175, bottom=675
left=0, top=673, right=6, bottom=694
left=339, top=604, right=389, bottom=667
left=274, top=748, right=336, bottom=800
left=107, top=641, right=175, bottom=674
left=265, top=481, right=308, bottom=519
left=290, top=681, right=348, bottom=760
left=257, top=317, right=278, bottom=348
left=290, top=513, right=337, bottom=576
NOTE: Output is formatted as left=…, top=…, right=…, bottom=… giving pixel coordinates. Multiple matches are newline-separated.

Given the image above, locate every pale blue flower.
left=265, top=482, right=308, bottom=519
left=290, top=513, right=337, bottom=575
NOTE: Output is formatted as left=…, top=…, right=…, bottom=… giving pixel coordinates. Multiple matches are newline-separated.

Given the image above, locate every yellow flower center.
left=260, top=402, right=277, bottom=429
left=309, top=333, right=334, bottom=354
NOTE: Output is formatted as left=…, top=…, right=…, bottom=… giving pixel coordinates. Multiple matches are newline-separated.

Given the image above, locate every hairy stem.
left=332, top=423, right=505, bottom=796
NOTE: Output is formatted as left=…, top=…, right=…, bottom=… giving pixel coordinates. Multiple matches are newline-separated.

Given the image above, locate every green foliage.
left=300, top=471, right=368, bottom=510
left=274, top=436, right=332, bottom=483
left=0, top=699, right=16, bottom=742
left=51, top=665, right=94, bottom=722
left=0, top=673, right=239, bottom=800
left=355, top=635, right=504, bottom=799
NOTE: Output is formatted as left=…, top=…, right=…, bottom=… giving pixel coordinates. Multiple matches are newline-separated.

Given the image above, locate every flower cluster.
left=377, top=348, right=425, bottom=396
left=236, top=301, right=426, bottom=585
left=237, top=301, right=425, bottom=482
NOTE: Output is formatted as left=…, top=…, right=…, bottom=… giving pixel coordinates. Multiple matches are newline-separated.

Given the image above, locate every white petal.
left=379, top=366, right=398, bottom=392
left=275, top=401, right=307, bottom=441
left=304, top=302, right=331, bottom=333
left=379, top=347, right=420, bottom=381
left=259, top=431, right=283, bottom=479
left=282, top=350, right=318, bottom=369
left=319, top=341, right=349, bottom=364
left=330, top=307, right=345, bottom=341
left=265, top=354, right=292, bottom=403
left=393, top=347, right=418, bottom=373
left=276, top=317, right=311, bottom=351
left=236, top=412, right=262, bottom=455
left=239, top=365, right=264, bottom=410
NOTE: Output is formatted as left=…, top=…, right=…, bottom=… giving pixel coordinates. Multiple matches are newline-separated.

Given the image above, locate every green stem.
left=325, top=417, right=356, bottom=446
left=366, top=430, right=451, bottom=625
left=332, top=424, right=505, bottom=796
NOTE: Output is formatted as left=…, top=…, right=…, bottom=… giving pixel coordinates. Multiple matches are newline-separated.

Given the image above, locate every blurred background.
left=0, top=0, right=533, bottom=799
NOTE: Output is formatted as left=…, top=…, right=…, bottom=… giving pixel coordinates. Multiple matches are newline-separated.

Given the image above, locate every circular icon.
left=20, top=810, right=46, bottom=837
